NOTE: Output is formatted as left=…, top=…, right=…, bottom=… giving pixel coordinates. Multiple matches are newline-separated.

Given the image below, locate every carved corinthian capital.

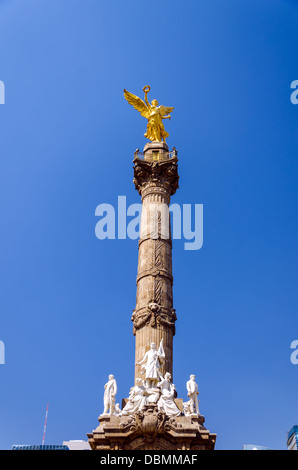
left=133, top=157, right=179, bottom=197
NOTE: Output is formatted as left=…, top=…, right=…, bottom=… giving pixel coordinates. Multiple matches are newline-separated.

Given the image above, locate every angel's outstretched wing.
left=159, top=105, right=174, bottom=117
left=124, top=89, right=150, bottom=119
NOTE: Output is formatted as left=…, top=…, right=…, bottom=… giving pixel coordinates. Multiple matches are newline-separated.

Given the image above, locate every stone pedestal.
left=87, top=404, right=216, bottom=450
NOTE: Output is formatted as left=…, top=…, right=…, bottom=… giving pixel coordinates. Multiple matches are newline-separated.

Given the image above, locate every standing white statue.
left=157, top=372, right=181, bottom=417
left=102, top=374, right=117, bottom=416
left=136, top=339, right=165, bottom=389
left=185, top=374, right=200, bottom=416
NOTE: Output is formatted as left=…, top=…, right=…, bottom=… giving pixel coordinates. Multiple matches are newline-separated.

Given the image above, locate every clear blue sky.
left=0, top=0, right=297, bottom=450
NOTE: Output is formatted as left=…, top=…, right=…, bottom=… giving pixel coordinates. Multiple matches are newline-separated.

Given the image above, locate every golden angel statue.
left=124, top=85, right=174, bottom=143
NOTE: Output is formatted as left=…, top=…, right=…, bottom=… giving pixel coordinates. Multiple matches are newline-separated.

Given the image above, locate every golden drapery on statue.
left=124, top=86, right=174, bottom=143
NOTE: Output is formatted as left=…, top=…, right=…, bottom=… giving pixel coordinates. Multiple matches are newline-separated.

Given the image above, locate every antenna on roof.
left=42, top=402, right=49, bottom=445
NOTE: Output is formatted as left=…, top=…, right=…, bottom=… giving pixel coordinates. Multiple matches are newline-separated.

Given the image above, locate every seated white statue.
left=157, top=373, right=181, bottom=417
left=121, top=379, right=148, bottom=416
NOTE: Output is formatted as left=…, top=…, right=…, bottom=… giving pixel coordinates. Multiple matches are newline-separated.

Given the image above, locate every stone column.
left=131, top=142, right=179, bottom=383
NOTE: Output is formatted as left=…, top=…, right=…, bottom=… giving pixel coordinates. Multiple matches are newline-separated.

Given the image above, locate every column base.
left=87, top=404, right=216, bottom=451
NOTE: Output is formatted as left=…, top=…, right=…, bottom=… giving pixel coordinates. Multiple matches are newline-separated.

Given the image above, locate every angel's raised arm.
left=143, top=85, right=151, bottom=107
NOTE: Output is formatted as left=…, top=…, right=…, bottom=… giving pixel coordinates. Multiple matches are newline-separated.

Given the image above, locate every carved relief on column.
left=132, top=145, right=179, bottom=382
left=132, top=216, right=177, bottom=336
left=132, top=149, right=178, bottom=334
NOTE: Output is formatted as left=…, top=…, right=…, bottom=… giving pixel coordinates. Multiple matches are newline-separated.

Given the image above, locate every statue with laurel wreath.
left=124, top=86, right=174, bottom=143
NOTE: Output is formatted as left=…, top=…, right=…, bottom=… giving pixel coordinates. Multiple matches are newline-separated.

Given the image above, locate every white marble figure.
left=136, top=339, right=165, bottom=389
left=185, top=374, right=200, bottom=416
left=121, top=378, right=148, bottom=416
left=157, top=372, right=181, bottom=417
left=102, top=374, right=117, bottom=416
left=114, top=403, right=121, bottom=416
left=183, top=400, right=191, bottom=416
left=146, top=387, right=160, bottom=404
